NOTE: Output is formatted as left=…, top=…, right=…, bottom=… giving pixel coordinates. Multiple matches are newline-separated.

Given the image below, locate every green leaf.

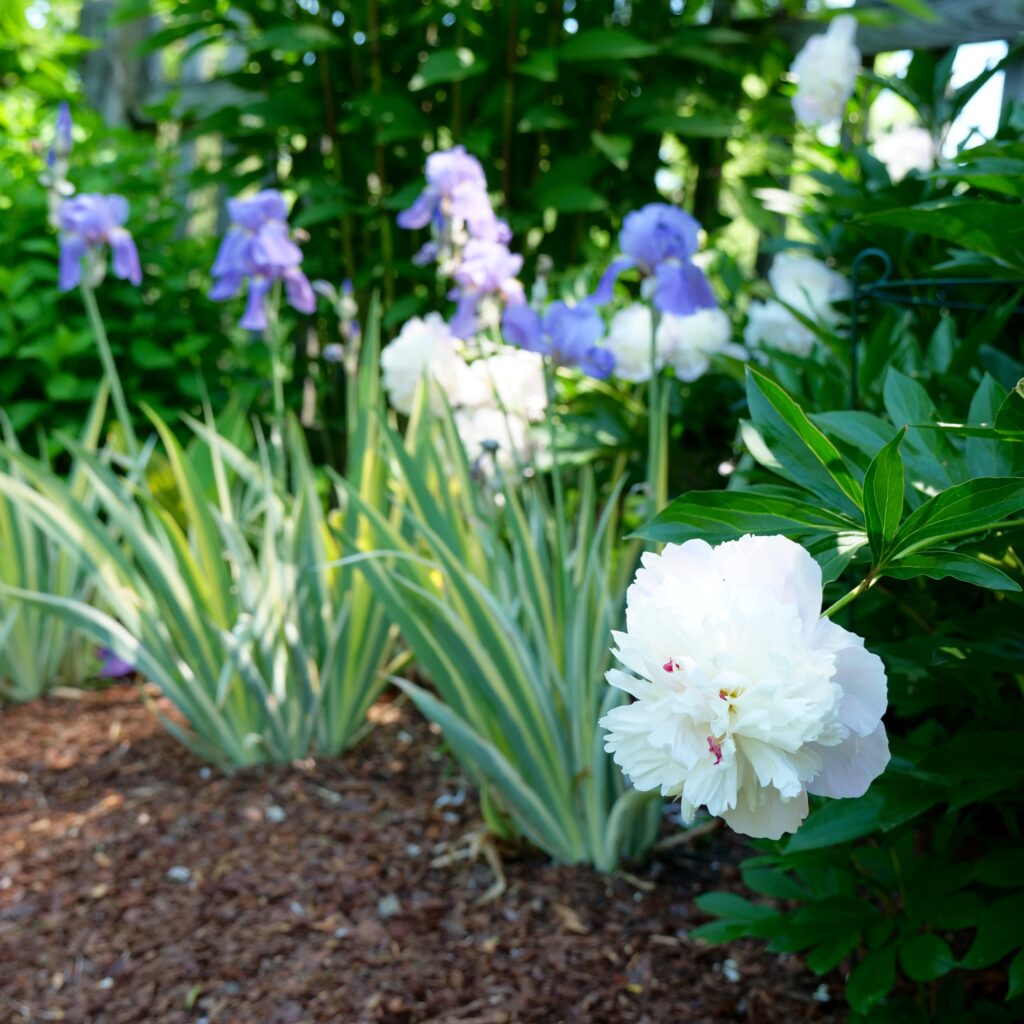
left=918, top=733, right=1024, bottom=781
left=529, top=181, right=608, bottom=214
left=408, top=48, right=488, bottom=91
left=745, top=368, right=864, bottom=516
left=864, top=429, right=905, bottom=560
left=695, top=891, right=777, bottom=922
left=883, top=368, right=964, bottom=489
left=591, top=131, right=633, bottom=171
left=635, top=487, right=860, bottom=545
left=846, top=945, right=896, bottom=1014
left=251, top=24, right=343, bottom=52
left=900, top=934, right=956, bottom=981
left=559, top=28, right=657, bottom=62
left=517, top=105, right=574, bottom=133
left=967, top=375, right=1012, bottom=476
left=962, top=893, right=1024, bottom=969
left=859, top=200, right=1024, bottom=273
left=786, top=790, right=887, bottom=852
left=740, top=866, right=807, bottom=901
left=996, top=378, right=1024, bottom=433
left=1008, top=947, right=1024, bottom=1000
left=879, top=0, right=937, bottom=20
left=880, top=551, right=1020, bottom=591
left=891, top=477, right=1024, bottom=557
left=515, top=48, right=558, bottom=81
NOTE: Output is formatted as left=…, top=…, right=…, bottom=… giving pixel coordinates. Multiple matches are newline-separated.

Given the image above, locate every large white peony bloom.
left=871, top=124, right=935, bottom=183
left=380, top=313, right=474, bottom=415
left=600, top=535, right=889, bottom=839
left=791, top=15, right=861, bottom=126
left=602, top=304, right=676, bottom=383
left=745, top=255, right=850, bottom=357
left=659, top=307, right=745, bottom=383
left=466, top=348, right=547, bottom=422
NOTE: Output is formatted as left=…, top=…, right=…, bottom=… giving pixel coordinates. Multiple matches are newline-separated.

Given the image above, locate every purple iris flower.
left=54, top=102, right=73, bottom=158
left=397, top=145, right=509, bottom=244
left=589, top=203, right=716, bottom=316
left=210, top=189, right=316, bottom=331
left=503, top=300, right=615, bottom=379
left=57, top=194, right=142, bottom=292
left=448, top=239, right=525, bottom=338
left=97, top=647, right=134, bottom=679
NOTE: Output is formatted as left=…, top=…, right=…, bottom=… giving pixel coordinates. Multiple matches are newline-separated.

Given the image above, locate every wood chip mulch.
left=0, top=686, right=842, bottom=1024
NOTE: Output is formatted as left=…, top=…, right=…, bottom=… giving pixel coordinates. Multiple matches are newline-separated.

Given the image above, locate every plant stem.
left=647, top=308, right=668, bottom=520
left=265, top=282, right=286, bottom=482
left=79, top=279, right=138, bottom=458
left=543, top=358, right=567, bottom=626
left=823, top=575, right=873, bottom=619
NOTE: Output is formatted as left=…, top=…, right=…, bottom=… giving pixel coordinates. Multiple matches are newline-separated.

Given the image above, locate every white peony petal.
left=807, top=722, right=890, bottom=799
left=831, top=642, right=888, bottom=736
left=723, top=787, right=810, bottom=840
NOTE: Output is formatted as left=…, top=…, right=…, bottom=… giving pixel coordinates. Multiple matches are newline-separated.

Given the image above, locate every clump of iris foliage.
left=1, top=4, right=1024, bottom=1021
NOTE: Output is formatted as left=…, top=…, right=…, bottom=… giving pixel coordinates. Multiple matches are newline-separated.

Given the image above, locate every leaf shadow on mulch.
left=0, top=687, right=843, bottom=1024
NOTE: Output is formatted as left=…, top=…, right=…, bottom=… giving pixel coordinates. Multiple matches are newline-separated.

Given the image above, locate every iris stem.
left=647, top=308, right=668, bottom=523
left=265, top=281, right=286, bottom=482
left=542, top=357, right=567, bottom=629
left=79, top=279, right=139, bottom=458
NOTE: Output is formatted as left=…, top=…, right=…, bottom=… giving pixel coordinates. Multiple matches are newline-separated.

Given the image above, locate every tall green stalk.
left=264, top=282, right=287, bottom=482
left=542, top=357, right=568, bottom=646
left=647, top=307, right=669, bottom=521
left=79, top=278, right=138, bottom=458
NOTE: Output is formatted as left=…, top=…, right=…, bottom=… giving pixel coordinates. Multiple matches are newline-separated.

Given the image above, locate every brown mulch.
left=0, top=687, right=842, bottom=1024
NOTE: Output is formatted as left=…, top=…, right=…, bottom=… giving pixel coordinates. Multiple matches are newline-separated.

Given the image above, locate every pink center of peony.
left=707, top=736, right=723, bottom=765
left=663, top=658, right=680, bottom=673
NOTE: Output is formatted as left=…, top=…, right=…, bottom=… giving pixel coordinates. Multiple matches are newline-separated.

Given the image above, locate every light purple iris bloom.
left=57, top=194, right=142, bottom=292
left=55, top=102, right=73, bottom=157
left=590, top=203, right=716, bottom=316
left=97, top=647, right=134, bottom=679
left=397, top=145, right=510, bottom=244
left=210, top=189, right=316, bottom=331
left=448, top=239, right=525, bottom=338
left=47, top=101, right=73, bottom=170
left=503, top=300, right=615, bottom=379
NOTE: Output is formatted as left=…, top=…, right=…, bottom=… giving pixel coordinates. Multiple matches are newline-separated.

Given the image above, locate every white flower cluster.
left=791, top=15, right=861, bottom=126
left=601, top=303, right=743, bottom=384
left=601, top=535, right=890, bottom=839
left=380, top=315, right=547, bottom=473
left=745, top=254, right=850, bottom=357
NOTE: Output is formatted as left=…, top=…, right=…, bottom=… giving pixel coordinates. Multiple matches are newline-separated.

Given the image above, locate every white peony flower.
left=600, top=535, right=889, bottom=840
left=380, top=313, right=475, bottom=415
left=466, top=348, right=548, bottom=422
left=658, top=308, right=744, bottom=382
left=771, top=253, right=850, bottom=323
left=791, top=15, right=861, bottom=126
left=603, top=304, right=676, bottom=383
left=454, top=405, right=535, bottom=474
left=746, top=255, right=850, bottom=357
left=871, top=124, right=935, bottom=183
left=744, top=299, right=817, bottom=358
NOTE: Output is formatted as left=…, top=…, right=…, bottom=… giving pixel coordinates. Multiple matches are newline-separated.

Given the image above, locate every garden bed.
left=1, top=687, right=839, bottom=1023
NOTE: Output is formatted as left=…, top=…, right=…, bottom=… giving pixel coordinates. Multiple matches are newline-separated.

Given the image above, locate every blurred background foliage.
left=2, top=0, right=816, bottom=440
left=3, top=0, right=1023, bottom=457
